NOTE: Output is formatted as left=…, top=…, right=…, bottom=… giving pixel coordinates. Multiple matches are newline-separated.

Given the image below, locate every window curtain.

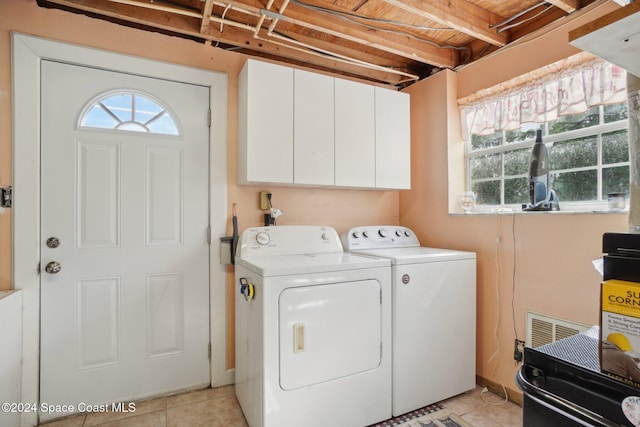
left=460, top=54, right=627, bottom=137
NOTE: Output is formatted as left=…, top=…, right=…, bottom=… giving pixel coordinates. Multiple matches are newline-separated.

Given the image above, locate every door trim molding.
left=12, top=32, right=230, bottom=425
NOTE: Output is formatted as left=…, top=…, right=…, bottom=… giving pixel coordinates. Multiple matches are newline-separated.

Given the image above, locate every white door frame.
left=11, top=33, right=231, bottom=426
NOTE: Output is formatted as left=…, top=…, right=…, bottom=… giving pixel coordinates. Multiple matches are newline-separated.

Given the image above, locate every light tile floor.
left=39, top=384, right=523, bottom=427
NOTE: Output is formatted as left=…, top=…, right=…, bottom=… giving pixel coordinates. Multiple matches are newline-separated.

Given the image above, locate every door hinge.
left=207, top=225, right=211, bottom=244
left=207, top=109, right=211, bottom=128
left=208, top=343, right=212, bottom=360
left=0, top=186, right=12, bottom=208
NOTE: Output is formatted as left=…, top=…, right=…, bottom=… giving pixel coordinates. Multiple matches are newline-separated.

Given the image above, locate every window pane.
left=470, top=153, right=501, bottom=180
left=505, top=177, right=528, bottom=204
left=472, top=181, right=500, bottom=205
left=604, top=102, right=628, bottom=123
left=548, top=106, right=599, bottom=134
left=101, top=94, right=133, bottom=122
left=82, top=105, right=119, bottom=128
left=148, top=113, right=179, bottom=135
left=602, top=129, right=629, bottom=164
left=603, top=165, right=629, bottom=198
left=552, top=170, right=597, bottom=201
left=471, top=132, right=502, bottom=150
left=505, top=124, right=540, bottom=144
left=118, top=122, right=147, bottom=132
left=134, top=94, right=164, bottom=124
left=549, top=135, right=597, bottom=170
left=504, top=148, right=530, bottom=176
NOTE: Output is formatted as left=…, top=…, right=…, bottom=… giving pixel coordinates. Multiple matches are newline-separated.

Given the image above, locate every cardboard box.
left=601, top=279, right=640, bottom=388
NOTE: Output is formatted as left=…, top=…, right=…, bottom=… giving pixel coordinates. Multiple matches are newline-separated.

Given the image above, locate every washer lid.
left=351, top=246, right=476, bottom=265
left=235, top=252, right=390, bottom=276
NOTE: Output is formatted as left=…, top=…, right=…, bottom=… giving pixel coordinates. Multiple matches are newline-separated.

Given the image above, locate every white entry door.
left=39, top=60, right=210, bottom=419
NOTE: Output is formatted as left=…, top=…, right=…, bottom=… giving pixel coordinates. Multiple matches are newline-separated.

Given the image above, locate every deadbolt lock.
left=46, top=237, right=60, bottom=248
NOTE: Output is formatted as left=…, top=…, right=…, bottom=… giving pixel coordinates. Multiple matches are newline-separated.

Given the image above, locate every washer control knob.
left=395, top=230, right=402, bottom=237
left=256, top=232, right=270, bottom=245
left=362, top=231, right=370, bottom=238
left=352, top=231, right=361, bottom=239
left=321, top=233, right=329, bottom=241
left=404, top=230, right=411, bottom=237
left=378, top=228, right=388, bottom=238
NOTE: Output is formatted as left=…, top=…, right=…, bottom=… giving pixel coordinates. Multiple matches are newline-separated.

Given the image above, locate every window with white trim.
left=461, top=54, right=629, bottom=211
left=79, top=90, right=180, bottom=135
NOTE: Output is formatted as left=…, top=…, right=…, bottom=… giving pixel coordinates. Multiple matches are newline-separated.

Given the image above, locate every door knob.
left=45, top=261, right=61, bottom=274
left=46, top=237, right=60, bottom=248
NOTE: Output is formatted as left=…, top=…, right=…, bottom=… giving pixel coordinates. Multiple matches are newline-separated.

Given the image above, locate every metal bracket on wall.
left=0, top=186, right=12, bottom=208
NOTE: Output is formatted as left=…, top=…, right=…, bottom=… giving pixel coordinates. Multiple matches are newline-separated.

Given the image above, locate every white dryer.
left=234, top=226, right=392, bottom=427
left=342, top=225, right=476, bottom=416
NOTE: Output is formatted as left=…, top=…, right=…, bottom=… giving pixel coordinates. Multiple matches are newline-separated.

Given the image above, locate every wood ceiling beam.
left=546, top=0, right=579, bottom=14
left=38, top=0, right=413, bottom=85
left=274, top=29, right=421, bottom=76
left=200, top=0, right=215, bottom=34
left=382, top=0, right=509, bottom=47
left=220, top=0, right=458, bottom=68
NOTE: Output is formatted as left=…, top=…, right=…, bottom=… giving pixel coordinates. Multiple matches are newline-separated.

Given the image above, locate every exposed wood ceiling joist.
left=35, top=0, right=603, bottom=88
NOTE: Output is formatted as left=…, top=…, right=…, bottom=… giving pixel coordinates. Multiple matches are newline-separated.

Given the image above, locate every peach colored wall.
left=2, top=0, right=630, bottom=399
left=1, top=0, right=400, bottom=371
left=401, top=2, right=629, bottom=398
left=0, top=0, right=400, bottom=290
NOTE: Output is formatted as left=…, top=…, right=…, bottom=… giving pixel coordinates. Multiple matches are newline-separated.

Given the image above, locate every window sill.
left=450, top=209, right=628, bottom=216
left=449, top=203, right=629, bottom=216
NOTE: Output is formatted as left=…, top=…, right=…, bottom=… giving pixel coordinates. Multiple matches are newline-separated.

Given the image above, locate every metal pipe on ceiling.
left=267, top=0, right=291, bottom=35
left=253, top=0, right=276, bottom=37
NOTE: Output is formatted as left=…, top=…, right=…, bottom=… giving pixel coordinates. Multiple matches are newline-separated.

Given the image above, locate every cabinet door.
left=238, top=60, right=294, bottom=184
left=375, top=87, right=410, bottom=189
left=294, top=70, right=335, bottom=186
left=335, top=78, right=375, bottom=188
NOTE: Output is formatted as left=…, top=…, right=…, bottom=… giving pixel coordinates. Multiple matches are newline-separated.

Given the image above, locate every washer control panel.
left=341, top=226, right=420, bottom=250
left=238, top=226, right=342, bottom=257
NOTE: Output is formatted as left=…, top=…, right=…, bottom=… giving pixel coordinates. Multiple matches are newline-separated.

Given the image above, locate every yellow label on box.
left=602, top=279, right=640, bottom=317
left=601, top=279, right=640, bottom=388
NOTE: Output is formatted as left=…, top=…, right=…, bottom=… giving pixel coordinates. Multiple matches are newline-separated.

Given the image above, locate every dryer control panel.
left=237, top=225, right=342, bottom=257
left=341, top=226, right=420, bottom=250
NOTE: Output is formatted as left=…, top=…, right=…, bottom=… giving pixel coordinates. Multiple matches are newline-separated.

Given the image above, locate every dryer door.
left=279, top=279, right=382, bottom=390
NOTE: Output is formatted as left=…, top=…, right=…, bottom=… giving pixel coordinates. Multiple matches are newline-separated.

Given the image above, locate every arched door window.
left=79, top=90, right=180, bottom=135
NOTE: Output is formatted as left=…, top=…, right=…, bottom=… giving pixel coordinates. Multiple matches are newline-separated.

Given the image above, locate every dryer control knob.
left=395, top=230, right=402, bottom=237
left=256, top=232, right=270, bottom=245
left=404, top=230, right=411, bottom=237
left=321, top=233, right=330, bottom=241
left=378, top=228, right=388, bottom=237
left=362, top=231, right=370, bottom=238
left=352, top=231, right=361, bottom=239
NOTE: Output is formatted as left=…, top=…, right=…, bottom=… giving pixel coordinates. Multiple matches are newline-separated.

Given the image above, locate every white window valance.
left=460, top=54, right=627, bottom=137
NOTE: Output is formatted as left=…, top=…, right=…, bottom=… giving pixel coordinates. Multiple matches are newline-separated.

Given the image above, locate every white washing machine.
left=342, top=225, right=476, bottom=416
left=234, top=226, right=392, bottom=427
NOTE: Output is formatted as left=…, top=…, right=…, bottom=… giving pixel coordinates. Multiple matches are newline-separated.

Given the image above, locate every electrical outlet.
left=259, top=192, right=271, bottom=210
left=514, top=339, right=525, bottom=362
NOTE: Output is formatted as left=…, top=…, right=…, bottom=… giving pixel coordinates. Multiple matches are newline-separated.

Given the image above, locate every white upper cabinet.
left=335, top=78, right=376, bottom=188
left=237, top=59, right=410, bottom=189
left=294, top=69, right=335, bottom=186
left=375, top=87, right=410, bottom=189
left=238, top=60, right=294, bottom=185
left=569, top=1, right=640, bottom=78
